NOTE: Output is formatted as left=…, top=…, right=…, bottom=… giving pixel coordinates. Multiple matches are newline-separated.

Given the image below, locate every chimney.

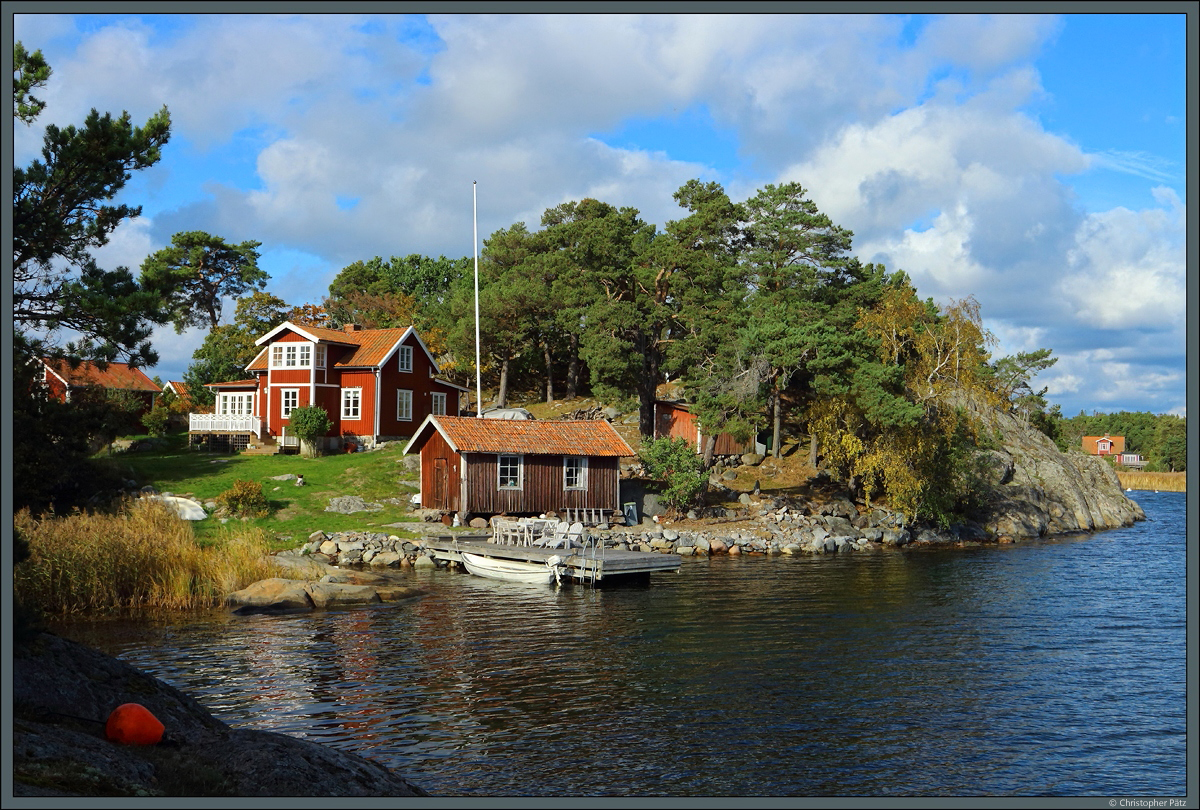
left=343, top=323, right=362, bottom=333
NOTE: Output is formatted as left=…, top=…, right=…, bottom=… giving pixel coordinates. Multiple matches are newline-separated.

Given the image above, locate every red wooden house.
left=654, top=400, right=761, bottom=457
left=1082, top=435, right=1126, bottom=456
left=191, top=322, right=468, bottom=453
left=163, top=380, right=197, bottom=408
left=39, top=357, right=160, bottom=416
left=403, top=415, right=635, bottom=518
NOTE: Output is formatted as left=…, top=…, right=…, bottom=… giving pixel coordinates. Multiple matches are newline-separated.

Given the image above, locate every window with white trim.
left=398, top=345, right=413, bottom=373
left=498, top=454, right=522, bottom=489
left=281, top=389, right=299, bottom=417
left=219, top=393, right=254, bottom=415
left=271, top=343, right=313, bottom=368
left=397, top=389, right=413, bottom=421
left=564, top=456, right=588, bottom=490
left=431, top=392, right=446, bottom=416
left=315, top=344, right=326, bottom=368
left=342, top=388, right=361, bottom=419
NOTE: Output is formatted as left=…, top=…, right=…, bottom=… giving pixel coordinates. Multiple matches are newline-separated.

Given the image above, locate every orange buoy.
left=104, top=703, right=164, bottom=745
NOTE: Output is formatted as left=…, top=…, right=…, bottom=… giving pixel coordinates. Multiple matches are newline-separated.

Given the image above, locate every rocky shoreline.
left=292, top=406, right=1145, bottom=569
left=290, top=470, right=1145, bottom=573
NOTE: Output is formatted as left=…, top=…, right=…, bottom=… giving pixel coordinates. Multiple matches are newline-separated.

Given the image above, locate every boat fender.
left=105, top=702, right=164, bottom=745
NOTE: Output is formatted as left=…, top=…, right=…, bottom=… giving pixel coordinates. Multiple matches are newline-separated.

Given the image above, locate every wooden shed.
left=654, top=400, right=760, bottom=456
left=403, top=416, right=635, bottom=517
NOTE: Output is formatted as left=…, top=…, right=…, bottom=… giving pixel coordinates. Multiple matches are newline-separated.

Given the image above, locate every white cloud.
left=90, top=217, right=158, bottom=274
left=1059, top=192, right=1186, bottom=331
left=1089, top=150, right=1183, bottom=184
left=14, top=13, right=1183, bottom=416
left=917, top=14, right=1062, bottom=74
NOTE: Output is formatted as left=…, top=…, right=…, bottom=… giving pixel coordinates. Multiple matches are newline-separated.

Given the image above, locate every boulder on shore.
left=226, top=575, right=426, bottom=614
left=977, top=408, right=1145, bottom=539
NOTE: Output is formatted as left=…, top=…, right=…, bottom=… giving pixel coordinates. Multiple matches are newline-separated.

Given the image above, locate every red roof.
left=247, top=323, right=423, bottom=370
left=410, top=416, right=635, bottom=457
left=42, top=358, right=160, bottom=393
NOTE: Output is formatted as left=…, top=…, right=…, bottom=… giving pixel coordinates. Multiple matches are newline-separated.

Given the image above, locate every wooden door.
left=432, top=457, right=448, bottom=509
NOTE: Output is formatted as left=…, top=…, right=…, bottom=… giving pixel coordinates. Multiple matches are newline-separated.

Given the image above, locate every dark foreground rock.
left=12, top=631, right=428, bottom=797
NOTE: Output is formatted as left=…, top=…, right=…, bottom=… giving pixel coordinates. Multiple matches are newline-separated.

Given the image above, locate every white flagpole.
left=473, top=181, right=482, bottom=417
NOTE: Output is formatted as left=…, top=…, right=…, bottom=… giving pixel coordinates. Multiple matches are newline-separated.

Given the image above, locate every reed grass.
left=1116, top=471, right=1186, bottom=492
left=14, top=500, right=281, bottom=616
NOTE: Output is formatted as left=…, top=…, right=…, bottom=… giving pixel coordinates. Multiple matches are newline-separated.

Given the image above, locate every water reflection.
left=52, top=493, right=1186, bottom=796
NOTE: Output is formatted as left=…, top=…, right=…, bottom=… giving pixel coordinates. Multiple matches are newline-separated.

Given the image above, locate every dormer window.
left=271, top=342, right=313, bottom=368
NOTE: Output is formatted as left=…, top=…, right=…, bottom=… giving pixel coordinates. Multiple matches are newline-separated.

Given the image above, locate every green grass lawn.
left=99, top=430, right=429, bottom=548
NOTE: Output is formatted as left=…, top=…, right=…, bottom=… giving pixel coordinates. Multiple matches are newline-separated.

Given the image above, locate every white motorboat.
left=461, top=552, right=564, bottom=584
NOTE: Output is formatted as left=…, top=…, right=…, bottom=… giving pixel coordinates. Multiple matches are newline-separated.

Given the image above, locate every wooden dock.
left=421, top=534, right=681, bottom=582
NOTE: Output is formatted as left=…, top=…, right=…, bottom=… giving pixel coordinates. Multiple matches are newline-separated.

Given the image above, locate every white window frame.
left=398, top=345, right=413, bottom=373
left=271, top=343, right=313, bottom=368
left=431, top=392, right=446, bottom=416
left=564, top=456, right=588, bottom=490
left=314, top=344, right=326, bottom=368
left=498, top=454, right=522, bottom=490
left=397, top=389, right=413, bottom=421
left=281, top=388, right=299, bottom=417
left=219, top=392, right=254, bottom=416
left=342, top=388, right=362, bottom=419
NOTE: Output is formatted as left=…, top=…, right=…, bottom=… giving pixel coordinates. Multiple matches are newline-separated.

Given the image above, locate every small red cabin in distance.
left=654, top=400, right=760, bottom=456
left=1082, top=435, right=1126, bottom=456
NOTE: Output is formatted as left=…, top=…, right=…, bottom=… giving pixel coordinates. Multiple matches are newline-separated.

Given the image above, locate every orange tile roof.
left=431, top=416, right=635, bottom=456
left=165, top=380, right=196, bottom=403
left=42, top=358, right=160, bottom=393
left=247, top=325, right=416, bottom=370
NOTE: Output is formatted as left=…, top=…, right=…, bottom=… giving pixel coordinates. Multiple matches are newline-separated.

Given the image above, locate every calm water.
left=56, top=491, right=1187, bottom=797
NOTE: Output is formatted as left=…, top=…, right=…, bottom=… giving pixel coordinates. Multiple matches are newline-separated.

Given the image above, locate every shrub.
left=141, top=406, right=170, bottom=437
left=638, top=437, right=706, bottom=512
left=289, top=405, right=333, bottom=457
left=216, top=479, right=270, bottom=518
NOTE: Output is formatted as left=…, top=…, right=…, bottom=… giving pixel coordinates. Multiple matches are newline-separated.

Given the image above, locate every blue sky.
left=11, top=11, right=1190, bottom=417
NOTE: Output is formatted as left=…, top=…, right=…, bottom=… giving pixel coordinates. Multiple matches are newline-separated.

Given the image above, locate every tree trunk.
left=637, top=337, right=659, bottom=439
left=543, top=341, right=554, bottom=403
left=565, top=333, right=580, bottom=399
left=496, top=357, right=510, bottom=408
left=808, top=433, right=818, bottom=468
left=701, top=434, right=717, bottom=470
left=771, top=383, right=782, bottom=458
